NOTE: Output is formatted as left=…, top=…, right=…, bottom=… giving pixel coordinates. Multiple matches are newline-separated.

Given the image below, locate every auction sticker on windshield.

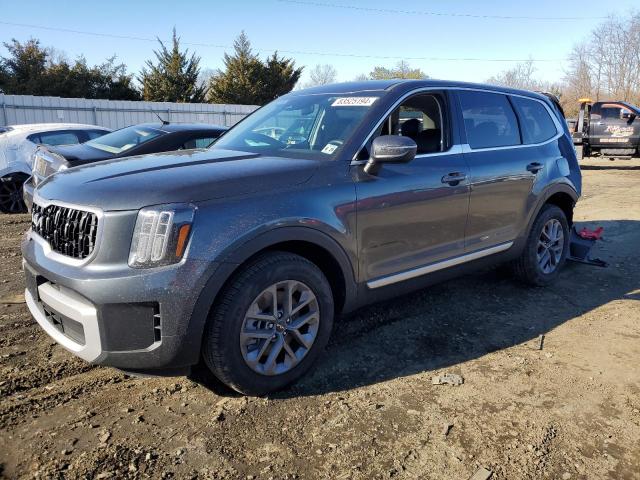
left=332, top=97, right=378, bottom=107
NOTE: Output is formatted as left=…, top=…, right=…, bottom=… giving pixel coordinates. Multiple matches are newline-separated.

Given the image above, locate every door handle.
left=526, top=162, right=544, bottom=173
left=441, top=172, right=467, bottom=185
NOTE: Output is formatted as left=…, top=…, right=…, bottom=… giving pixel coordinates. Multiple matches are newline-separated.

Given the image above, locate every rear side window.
left=511, top=96, right=558, bottom=144
left=459, top=91, right=521, bottom=149
left=30, top=131, right=81, bottom=146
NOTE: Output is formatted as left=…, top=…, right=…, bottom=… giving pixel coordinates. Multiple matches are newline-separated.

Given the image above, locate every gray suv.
left=22, top=80, right=581, bottom=395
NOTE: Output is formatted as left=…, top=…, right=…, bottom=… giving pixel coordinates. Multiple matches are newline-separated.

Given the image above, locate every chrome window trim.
left=30, top=191, right=104, bottom=267
left=351, top=85, right=564, bottom=164
left=367, top=241, right=514, bottom=289
left=350, top=144, right=465, bottom=166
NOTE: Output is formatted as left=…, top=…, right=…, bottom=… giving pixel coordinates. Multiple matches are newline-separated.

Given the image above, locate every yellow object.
left=578, top=98, right=592, bottom=103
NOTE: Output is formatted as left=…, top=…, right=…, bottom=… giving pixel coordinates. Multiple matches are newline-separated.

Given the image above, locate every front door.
left=354, top=92, right=470, bottom=284
left=590, top=103, right=639, bottom=150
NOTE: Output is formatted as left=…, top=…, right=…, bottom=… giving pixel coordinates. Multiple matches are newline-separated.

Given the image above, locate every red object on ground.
left=578, top=226, right=604, bottom=240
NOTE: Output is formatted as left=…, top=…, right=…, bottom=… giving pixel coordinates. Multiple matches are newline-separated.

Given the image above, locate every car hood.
left=47, top=143, right=114, bottom=165
left=35, top=149, right=320, bottom=211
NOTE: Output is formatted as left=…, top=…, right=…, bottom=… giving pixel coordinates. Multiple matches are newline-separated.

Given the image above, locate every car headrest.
left=401, top=118, right=421, bottom=139
left=416, top=129, right=441, bottom=154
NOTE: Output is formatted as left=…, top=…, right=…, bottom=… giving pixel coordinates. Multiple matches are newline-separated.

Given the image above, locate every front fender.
left=0, top=163, right=31, bottom=178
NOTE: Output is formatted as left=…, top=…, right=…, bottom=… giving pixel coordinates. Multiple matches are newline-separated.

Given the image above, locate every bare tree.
left=486, top=59, right=542, bottom=91
left=563, top=11, right=640, bottom=114
left=304, top=64, right=338, bottom=87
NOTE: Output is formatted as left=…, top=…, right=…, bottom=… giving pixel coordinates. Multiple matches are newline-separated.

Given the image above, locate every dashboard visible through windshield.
left=211, top=93, right=381, bottom=160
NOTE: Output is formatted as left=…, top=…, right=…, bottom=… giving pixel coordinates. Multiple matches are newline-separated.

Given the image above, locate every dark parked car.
left=23, top=122, right=227, bottom=210
left=22, top=80, right=580, bottom=395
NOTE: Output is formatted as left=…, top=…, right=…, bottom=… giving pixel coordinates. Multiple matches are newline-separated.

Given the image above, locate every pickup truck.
left=571, top=99, right=640, bottom=159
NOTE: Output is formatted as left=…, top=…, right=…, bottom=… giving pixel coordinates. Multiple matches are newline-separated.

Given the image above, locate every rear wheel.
left=0, top=174, right=28, bottom=214
left=513, top=204, right=570, bottom=286
left=202, top=252, right=334, bottom=395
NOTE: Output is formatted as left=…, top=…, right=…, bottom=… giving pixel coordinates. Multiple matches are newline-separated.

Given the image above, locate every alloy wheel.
left=537, top=218, right=564, bottom=274
left=0, top=178, right=27, bottom=213
left=240, top=280, right=320, bottom=376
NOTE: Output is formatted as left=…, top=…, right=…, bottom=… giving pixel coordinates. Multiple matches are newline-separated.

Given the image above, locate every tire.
left=512, top=205, right=570, bottom=286
left=202, top=251, right=334, bottom=395
left=0, top=175, right=28, bottom=214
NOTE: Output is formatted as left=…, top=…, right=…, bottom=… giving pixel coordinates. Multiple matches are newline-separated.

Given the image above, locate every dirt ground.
left=0, top=157, right=639, bottom=480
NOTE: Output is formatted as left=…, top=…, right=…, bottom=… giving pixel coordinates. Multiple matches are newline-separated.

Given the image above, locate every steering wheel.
left=244, top=131, right=284, bottom=148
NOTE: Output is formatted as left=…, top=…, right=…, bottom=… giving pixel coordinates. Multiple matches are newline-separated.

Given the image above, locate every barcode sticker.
left=331, top=97, right=378, bottom=107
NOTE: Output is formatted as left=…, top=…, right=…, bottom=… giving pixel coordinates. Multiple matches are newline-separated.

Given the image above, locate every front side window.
left=601, top=104, right=633, bottom=120
left=86, top=125, right=164, bottom=154
left=212, top=93, right=381, bottom=160
left=511, top=96, right=558, bottom=145
left=397, top=94, right=445, bottom=154
left=34, top=131, right=81, bottom=146
left=459, top=91, right=521, bottom=149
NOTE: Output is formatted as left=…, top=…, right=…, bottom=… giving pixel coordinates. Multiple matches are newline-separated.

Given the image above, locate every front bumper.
left=22, top=233, right=220, bottom=371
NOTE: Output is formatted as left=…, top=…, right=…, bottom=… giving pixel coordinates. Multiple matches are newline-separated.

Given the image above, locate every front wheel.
left=0, top=174, right=28, bottom=214
left=202, top=252, right=334, bottom=395
left=512, top=205, right=570, bottom=286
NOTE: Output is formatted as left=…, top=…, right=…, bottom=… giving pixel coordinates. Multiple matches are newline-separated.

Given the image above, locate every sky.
left=1, top=0, right=638, bottom=87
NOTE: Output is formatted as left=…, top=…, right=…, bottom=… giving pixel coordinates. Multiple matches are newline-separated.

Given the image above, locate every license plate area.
left=34, top=156, right=48, bottom=177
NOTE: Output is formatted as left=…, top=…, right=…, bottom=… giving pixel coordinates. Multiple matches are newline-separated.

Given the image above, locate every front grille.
left=31, top=203, right=99, bottom=259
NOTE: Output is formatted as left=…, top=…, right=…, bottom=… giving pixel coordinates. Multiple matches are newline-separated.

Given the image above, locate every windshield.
left=212, top=93, right=381, bottom=160
left=86, top=125, right=164, bottom=154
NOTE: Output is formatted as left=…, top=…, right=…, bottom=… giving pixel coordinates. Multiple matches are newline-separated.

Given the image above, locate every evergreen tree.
left=0, top=38, right=140, bottom=100
left=208, top=32, right=303, bottom=105
left=0, top=39, right=49, bottom=95
left=139, top=28, right=206, bottom=103
left=208, top=32, right=263, bottom=105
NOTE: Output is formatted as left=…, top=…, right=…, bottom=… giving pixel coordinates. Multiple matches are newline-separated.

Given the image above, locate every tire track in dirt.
left=0, top=368, right=125, bottom=430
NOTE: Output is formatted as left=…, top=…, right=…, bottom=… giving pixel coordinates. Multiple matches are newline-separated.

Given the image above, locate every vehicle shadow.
left=581, top=164, right=640, bottom=171
left=192, top=220, right=639, bottom=398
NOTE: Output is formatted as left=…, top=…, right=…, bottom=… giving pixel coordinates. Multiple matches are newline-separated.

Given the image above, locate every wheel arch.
left=526, top=182, right=579, bottom=238
left=220, top=227, right=357, bottom=315
left=183, top=227, right=358, bottom=366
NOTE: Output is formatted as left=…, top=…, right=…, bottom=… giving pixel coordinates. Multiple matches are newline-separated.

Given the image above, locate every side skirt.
left=366, top=242, right=514, bottom=289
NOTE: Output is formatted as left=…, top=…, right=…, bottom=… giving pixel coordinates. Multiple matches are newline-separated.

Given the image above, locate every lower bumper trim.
left=25, top=284, right=103, bottom=362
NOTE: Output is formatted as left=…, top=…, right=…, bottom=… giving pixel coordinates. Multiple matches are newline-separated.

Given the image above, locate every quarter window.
left=459, top=91, right=521, bottom=149
left=182, top=137, right=217, bottom=149
left=511, top=96, right=558, bottom=144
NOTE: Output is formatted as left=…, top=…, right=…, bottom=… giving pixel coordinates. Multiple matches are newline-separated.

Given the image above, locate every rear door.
left=456, top=90, right=544, bottom=251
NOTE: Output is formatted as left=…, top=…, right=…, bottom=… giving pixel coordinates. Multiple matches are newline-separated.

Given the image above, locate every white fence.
left=0, top=94, right=258, bottom=129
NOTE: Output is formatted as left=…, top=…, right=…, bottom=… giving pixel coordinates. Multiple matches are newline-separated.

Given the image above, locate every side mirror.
left=364, top=135, right=417, bottom=175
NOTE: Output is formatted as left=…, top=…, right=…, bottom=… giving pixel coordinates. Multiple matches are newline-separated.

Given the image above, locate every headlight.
left=128, top=204, right=195, bottom=268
